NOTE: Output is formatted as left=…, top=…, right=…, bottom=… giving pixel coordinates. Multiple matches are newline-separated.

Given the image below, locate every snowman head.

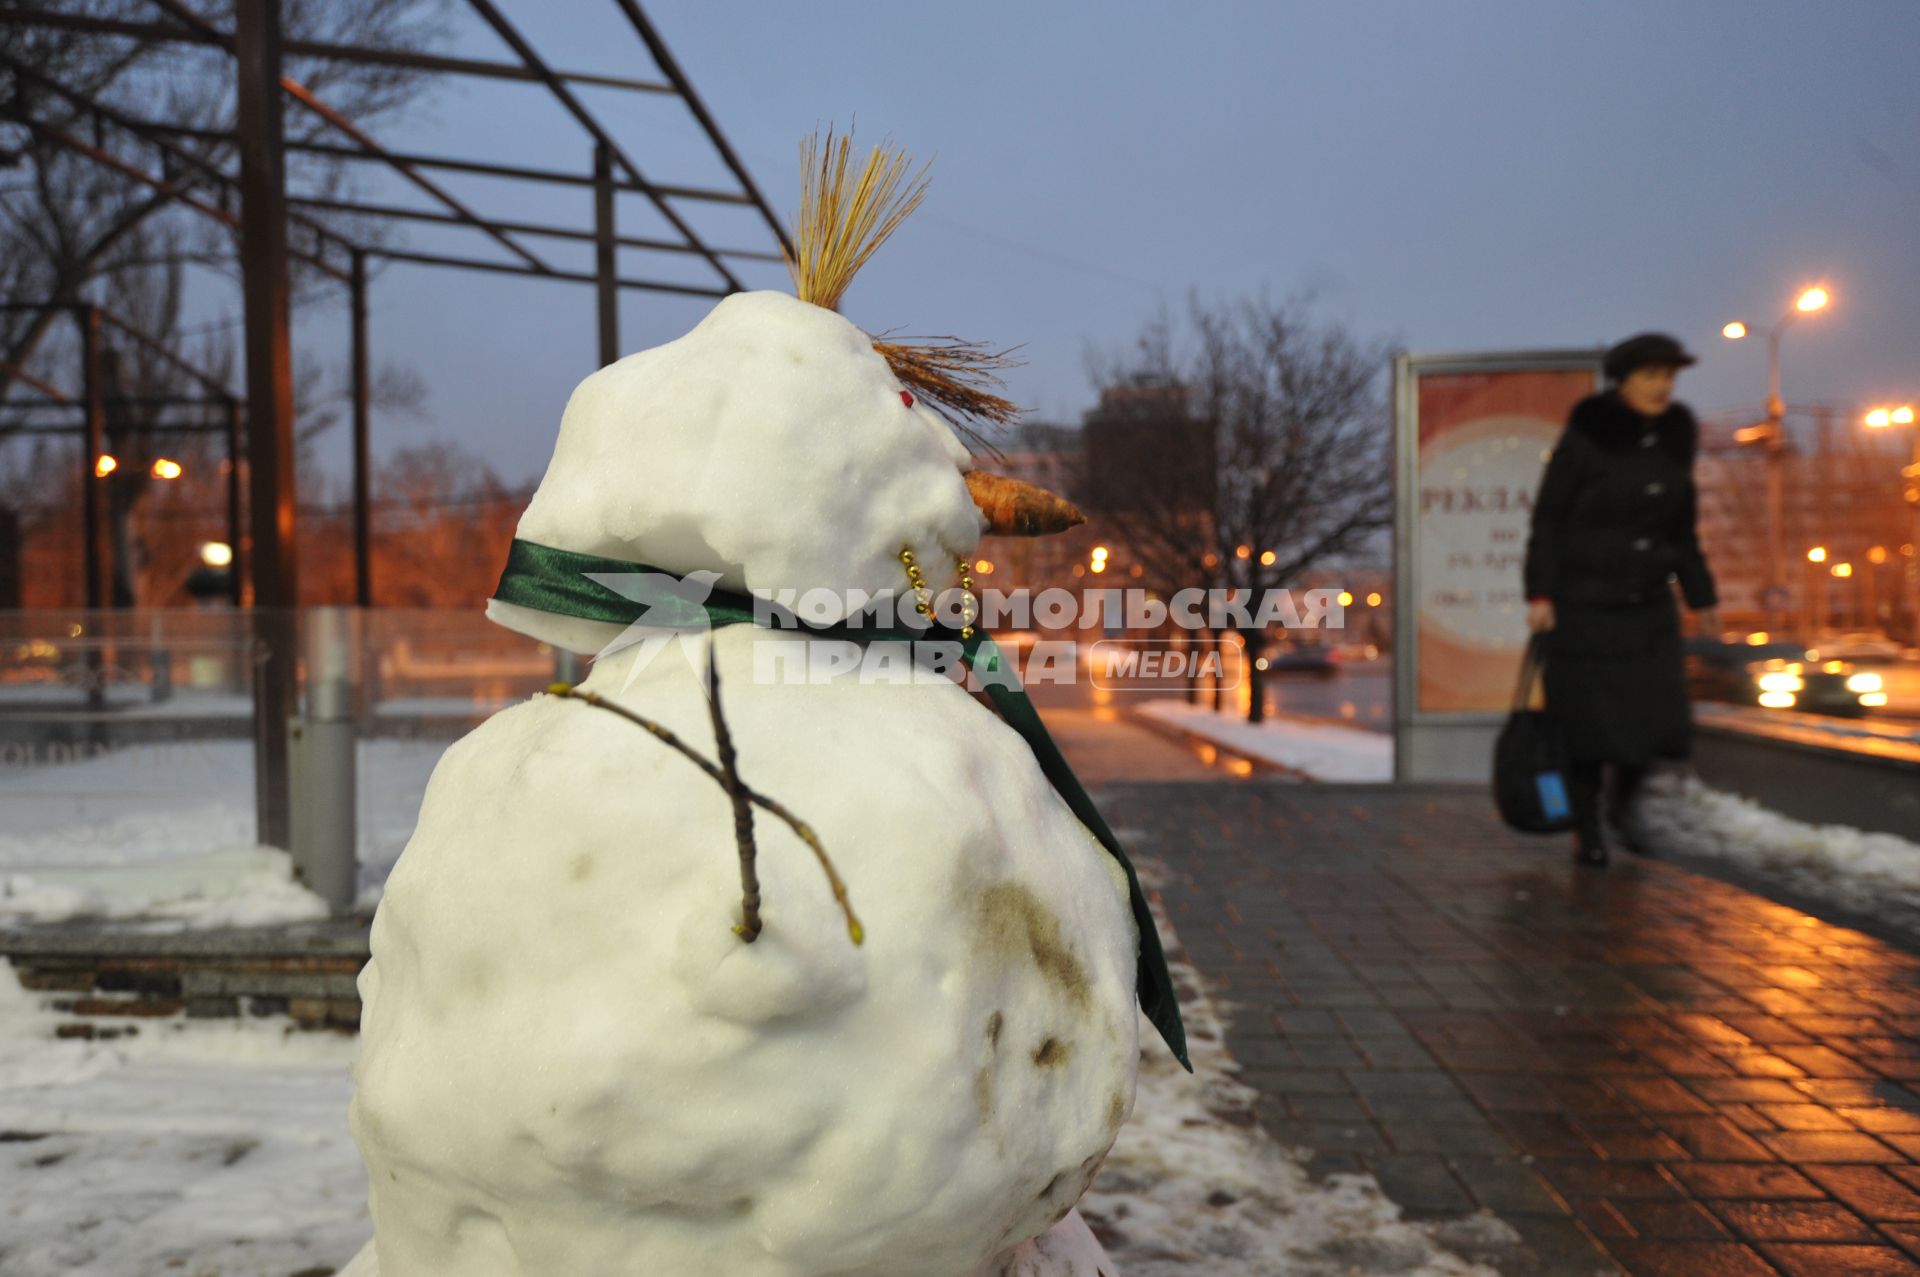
left=491, top=131, right=1081, bottom=652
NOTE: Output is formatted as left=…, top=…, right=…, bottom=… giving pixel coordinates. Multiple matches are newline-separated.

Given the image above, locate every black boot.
left=1607, top=765, right=1651, bottom=856
left=1575, top=828, right=1609, bottom=866
left=1570, top=760, right=1608, bottom=866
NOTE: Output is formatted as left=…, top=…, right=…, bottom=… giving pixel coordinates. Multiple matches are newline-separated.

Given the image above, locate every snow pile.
left=353, top=628, right=1142, bottom=1277
left=1637, top=769, right=1920, bottom=923
left=0, top=846, right=327, bottom=929
left=492, top=290, right=985, bottom=651
left=1135, top=701, right=1393, bottom=782
left=0, top=739, right=447, bottom=928
left=0, top=960, right=368, bottom=1276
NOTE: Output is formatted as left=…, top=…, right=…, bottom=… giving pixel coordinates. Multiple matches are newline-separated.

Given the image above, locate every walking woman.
left=1523, top=333, right=1721, bottom=865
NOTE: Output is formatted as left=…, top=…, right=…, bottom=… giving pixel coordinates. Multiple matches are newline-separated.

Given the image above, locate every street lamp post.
left=1725, top=287, right=1831, bottom=636
left=1805, top=545, right=1827, bottom=638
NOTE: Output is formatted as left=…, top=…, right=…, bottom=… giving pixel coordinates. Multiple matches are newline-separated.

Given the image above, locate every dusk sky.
left=280, top=0, right=1920, bottom=488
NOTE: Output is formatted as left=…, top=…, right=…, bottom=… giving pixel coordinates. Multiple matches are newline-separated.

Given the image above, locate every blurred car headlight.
left=1758, top=690, right=1797, bottom=708
left=1846, top=672, right=1883, bottom=693
left=1860, top=691, right=1889, bottom=707
left=1758, top=672, right=1804, bottom=693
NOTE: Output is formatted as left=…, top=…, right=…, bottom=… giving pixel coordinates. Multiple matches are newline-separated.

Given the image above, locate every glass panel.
left=0, top=606, right=560, bottom=923
left=352, top=608, right=560, bottom=896
left=0, top=607, right=261, bottom=926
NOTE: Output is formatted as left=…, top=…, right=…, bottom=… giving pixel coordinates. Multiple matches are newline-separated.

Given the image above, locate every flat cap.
left=1605, top=332, right=1697, bottom=382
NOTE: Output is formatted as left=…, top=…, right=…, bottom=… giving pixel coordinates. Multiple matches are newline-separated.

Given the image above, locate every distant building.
left=1695, top=410, right=1917, bottom=639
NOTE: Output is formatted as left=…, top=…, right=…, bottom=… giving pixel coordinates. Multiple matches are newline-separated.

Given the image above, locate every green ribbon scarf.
left=494, top=537, right=1191, bottom=1071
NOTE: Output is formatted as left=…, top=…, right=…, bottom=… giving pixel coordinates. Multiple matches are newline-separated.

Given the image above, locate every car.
left=1807, top=632, right=1909, bottom=665
left=1685, top=638, right=1885, bottom=717
left=1259, top=640, right=1337, bottom=678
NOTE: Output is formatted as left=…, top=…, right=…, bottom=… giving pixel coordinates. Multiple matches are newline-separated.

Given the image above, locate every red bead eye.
left=900, top=390, right=915, bottom=408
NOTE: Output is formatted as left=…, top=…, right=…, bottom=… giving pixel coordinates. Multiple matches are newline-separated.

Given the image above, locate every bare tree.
left=1085, top=294, right=1392, bottom=722
left=0, top=0, right=446, bottom=605
left=0, top=0, right=448, bottom=408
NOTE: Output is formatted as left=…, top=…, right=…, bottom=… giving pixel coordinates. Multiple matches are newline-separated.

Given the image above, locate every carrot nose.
left=964, top=470, right=1086, bottom=536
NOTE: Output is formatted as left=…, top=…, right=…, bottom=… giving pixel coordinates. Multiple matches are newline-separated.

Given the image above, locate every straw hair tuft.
left=787, top=128, right=931, bottom=313
left=873, top=336, right=1022, bottom=447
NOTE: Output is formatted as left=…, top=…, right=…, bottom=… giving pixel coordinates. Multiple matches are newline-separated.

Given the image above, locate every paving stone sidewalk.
left=1103, top=780, right=1920, bottom=1277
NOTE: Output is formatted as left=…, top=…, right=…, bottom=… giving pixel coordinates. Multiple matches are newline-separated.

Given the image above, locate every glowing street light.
left=1897, top=406, right=1917, bottom=426
left=1258, top=550, right=1276, bottom=566
left=1234, top=544, right=1251, bottom=560
left=1808, top=546, right=1828, bottom=563
left=199, top=541, right=234, bottom=568
left=150, top=458, right=182, bottom=479
left=94, top=453, right=117, bottom=477
left=1868, top=408, right=1894, bottom=429
left=1722, top=321, right=1748, bottom=340
left=1832, top=562, right=1854, bottom=578
left=1366, top=592, right=1382, bottom=606
left=1796, top=286, right=1831, bottom=313
left=1336, top=590, right=1354, bottom=607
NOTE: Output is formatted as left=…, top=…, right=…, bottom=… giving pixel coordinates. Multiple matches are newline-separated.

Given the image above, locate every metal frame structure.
left=1, top=0, right=792, bottom=848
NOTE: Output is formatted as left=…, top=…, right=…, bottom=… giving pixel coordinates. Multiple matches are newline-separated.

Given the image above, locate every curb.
left=1122, top=704, right=1306, bottom=779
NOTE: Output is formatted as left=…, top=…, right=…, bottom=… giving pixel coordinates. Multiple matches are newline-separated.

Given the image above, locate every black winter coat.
left=1523, top=392, right=1717, bottom=610
left=1523, top=391, right=1717, bottom=765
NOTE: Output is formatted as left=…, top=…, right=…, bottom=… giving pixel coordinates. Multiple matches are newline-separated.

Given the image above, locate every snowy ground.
left=1636, top=767, right=1920, bottom=935
left=0, top=972, right=368, bottom=1276
left=0, top=863, right=1511, bottom=1277
left=0, top=739, right=447, bottom=928
left=1134, top=700, right=1394, bottom=782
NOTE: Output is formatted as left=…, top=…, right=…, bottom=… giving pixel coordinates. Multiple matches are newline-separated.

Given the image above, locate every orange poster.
left=1415, top=367, right=1597, bottom=713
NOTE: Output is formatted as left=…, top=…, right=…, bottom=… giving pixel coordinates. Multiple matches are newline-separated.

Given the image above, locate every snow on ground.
left=1135, top=700, right=1393, bottom=783
left=0, top=738, right=451, bottom=928
left=0, top=845, right=329, bottom=930
left=0, top=859, right=1510, bottom=1277
left=1637, top=768, right=1920, bottom=932
left=0, top=963, right=367, bottom=1276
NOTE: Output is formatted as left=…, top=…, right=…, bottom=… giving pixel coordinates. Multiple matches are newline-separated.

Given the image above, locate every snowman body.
left=352, top=630, right=1140, bottom=1277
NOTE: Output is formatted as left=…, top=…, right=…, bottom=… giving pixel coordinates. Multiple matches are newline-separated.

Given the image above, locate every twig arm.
left=545, top=681, right=863, bottom=945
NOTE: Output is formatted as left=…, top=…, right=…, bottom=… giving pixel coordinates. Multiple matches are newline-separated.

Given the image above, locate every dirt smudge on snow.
left=977, top=882, right=1090, bottom=1009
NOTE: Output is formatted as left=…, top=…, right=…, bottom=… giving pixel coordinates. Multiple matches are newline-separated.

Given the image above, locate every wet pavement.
left=1092, top=779, right=1920, bottom=1276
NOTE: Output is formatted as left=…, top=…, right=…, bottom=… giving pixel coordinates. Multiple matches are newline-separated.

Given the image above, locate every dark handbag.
left=1493, top=633, right=1575, bottom=834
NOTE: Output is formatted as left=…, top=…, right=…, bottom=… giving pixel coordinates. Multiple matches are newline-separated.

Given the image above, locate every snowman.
left=344, top=133, right=1186, bottom=1277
